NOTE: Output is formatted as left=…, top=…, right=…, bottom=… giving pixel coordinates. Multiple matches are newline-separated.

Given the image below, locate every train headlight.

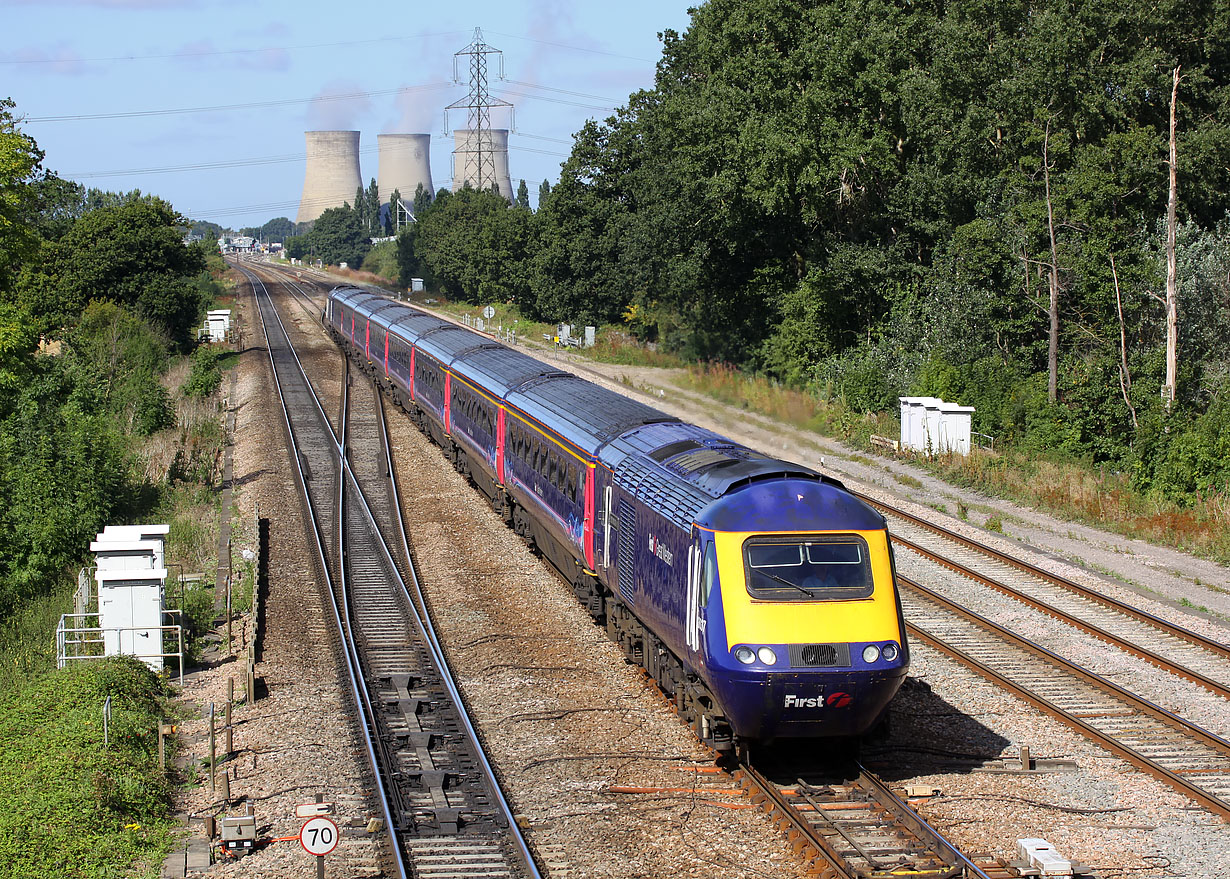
left=734, top=646, right=756, bottom=665
left=756, top=647, right=778, bottom=666
left=882, top=642, right=900, bottom=662
left=862, top=645, right=881, bottom=663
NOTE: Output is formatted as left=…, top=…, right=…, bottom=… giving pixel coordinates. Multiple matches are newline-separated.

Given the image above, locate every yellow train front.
left=688, top=478, right=908, bottom=742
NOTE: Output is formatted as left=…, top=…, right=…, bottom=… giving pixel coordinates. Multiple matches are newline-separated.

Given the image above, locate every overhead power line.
left=1, top=31, right=471, bottom=66
left=66, top=134, right=568, bottom=180
left=25, top=82, right=455, bottom=123
left=505, top=80, right=623, bottom=104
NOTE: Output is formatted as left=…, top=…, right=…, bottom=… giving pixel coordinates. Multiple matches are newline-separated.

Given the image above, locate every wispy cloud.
left=3, top=44, right=90, bottom=75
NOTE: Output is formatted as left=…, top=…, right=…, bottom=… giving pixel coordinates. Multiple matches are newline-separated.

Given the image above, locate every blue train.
left=327, top=286, right=909, bottom=750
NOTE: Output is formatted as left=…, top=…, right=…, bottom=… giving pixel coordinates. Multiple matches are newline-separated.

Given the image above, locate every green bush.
left=360, top=240, right=399, bottom=283
left=181, top=347, right=222, bottom=399
left=0, top=658, right=175, bottom=878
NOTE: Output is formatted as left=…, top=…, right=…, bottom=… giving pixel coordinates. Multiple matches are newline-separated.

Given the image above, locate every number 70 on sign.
left=299, top=816, right=340, bottom=856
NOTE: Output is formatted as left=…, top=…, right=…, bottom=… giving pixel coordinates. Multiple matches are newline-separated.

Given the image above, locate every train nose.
left=714, top=670, right=906, bottom=740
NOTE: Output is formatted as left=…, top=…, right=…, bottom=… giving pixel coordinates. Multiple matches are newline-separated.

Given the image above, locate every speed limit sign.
left=299, top=815, right=340, bottom=856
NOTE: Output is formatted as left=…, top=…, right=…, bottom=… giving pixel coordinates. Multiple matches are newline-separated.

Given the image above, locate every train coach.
left=327, top=285, right=909, bottom=752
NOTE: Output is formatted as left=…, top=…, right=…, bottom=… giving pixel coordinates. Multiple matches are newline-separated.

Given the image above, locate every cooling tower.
left=296, top=130, right=362, bottom=224
left=451, top=128, right=513, bottom=201
left=377, top=134, right=434, bottom=211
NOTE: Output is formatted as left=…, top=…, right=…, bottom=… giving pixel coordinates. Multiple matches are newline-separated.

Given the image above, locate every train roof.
left=343, top=293, right=386, bottom=315
left=599, top=420, right=842, bottom=530
left=415, top=325, right=494, bottom=364
left=506, top=374, right=676, bottom=457
left=330, top=285, right=368, bottom=305
left=387, top=310, right=453, bottom=342
left=365, top=300, right=406, bottom=326
left=450, top=345, right=566, bottom=397
left=697, top=478, right=884, bottom=533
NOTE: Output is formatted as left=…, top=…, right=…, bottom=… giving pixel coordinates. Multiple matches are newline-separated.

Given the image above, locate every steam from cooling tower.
left=377, top=134, right=434, bottom=211
left=451, top=128, right=513, bottom=201
left=297, top=130, right=362, bottom=224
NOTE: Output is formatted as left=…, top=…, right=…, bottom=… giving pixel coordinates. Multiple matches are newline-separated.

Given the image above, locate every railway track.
left=901, top=574, right=1230, bottom=820
left=856, top=492, right=1230, bottom=698
left=248, top=261, right=1224, bottom=869
left=733, top=757, right=1014, bottom=879
left=243, top=265, right=540, bottom=879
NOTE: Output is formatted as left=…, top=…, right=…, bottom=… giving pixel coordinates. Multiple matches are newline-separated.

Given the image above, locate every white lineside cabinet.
left=89, top=524, right=170, bottom=671
left=95, top=568, right=168, bottom=671
left=898, top=396, right=975, bottom=456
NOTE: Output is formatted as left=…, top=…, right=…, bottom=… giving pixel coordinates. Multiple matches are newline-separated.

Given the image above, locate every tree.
left=27, top=198, right=206, bottom=346
left=516, top=179, right=531, bottom=210
left=284, top=235, right=309, bottom=260
left=366, top=177, right=381, bottom=235
left=260, top=216, right=294, bottom=242
left=309, top=206, right=370, bottom=267
left=388, top=187, right=403, bottom=233
left=1163, top=67, right=1181, bottom=410
left=414, top=188, right=527, bottom=303
left=0, top=99, right=44, bottom=294
left=538, top=179, right=551, bottom=207
left=413, top=183, right=433, bottom=217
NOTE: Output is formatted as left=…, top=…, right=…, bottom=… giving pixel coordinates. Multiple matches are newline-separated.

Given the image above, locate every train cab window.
left=701, top=540, right=718, bottom=608
left=743, top=535, right=873, bottom=601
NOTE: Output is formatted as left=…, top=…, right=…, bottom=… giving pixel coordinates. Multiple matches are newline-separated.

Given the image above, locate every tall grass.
left=678, top=363, right=896, bottom=443
left=0, top=586, right=74, bottom=694
left=928, top=449, right=1230, bottom=564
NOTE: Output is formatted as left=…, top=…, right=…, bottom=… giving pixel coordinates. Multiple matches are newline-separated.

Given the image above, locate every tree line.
left=388, top=0, right=1229, bottom=502
left=0, top=97, right=222, bottom=620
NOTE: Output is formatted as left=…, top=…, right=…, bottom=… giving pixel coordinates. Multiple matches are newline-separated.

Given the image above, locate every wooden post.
left=246, top=646, right=256, bottom=703
left=223, top=701, right=233, bottom=757
left=209, top=703, right=216, bottom=792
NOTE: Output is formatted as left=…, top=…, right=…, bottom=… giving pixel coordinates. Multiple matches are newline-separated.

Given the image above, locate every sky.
left=3, top=0, right=698, bottom=230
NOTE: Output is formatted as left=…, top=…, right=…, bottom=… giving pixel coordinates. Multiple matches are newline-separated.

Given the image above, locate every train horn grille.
left=789, top=643, right=851, bottom=668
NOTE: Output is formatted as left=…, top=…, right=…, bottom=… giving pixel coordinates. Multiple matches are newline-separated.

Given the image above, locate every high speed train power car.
left=327, top=285, right=909, bottom=750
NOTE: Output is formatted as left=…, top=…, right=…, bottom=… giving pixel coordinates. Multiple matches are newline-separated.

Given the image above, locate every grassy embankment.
left=0, top=290, right=244, bottom=877
left=0, top=658, right=178, bottom=879
left=678, top=363, right=1230, bottom=567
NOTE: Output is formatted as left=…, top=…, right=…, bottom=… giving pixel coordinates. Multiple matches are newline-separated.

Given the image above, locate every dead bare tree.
left=1110, top=253, right=1138, bottom=429
left=1043, top=119, right=1061, bottom=404
left=1163, top=65, right=1181, bottom=410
